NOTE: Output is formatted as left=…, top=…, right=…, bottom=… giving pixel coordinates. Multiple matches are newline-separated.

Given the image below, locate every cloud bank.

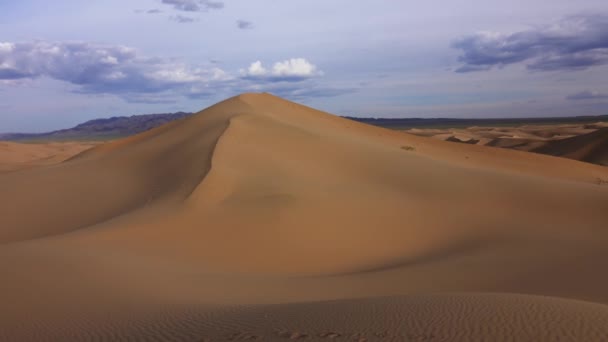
left=453, top=14, right=608, bottom=72
left=0, top=41, right=345, bottom=103
left=0, top=41, right=224, bottom=97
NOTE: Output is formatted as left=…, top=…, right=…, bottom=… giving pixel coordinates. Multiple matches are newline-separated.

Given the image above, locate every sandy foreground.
left=1, top=93, right=608, bottom=341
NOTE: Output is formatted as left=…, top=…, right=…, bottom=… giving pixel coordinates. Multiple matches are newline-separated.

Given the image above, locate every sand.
left=0, top=141, right=98, bottom=173
left=405, top=123, right=608, bottom=166
left=1, top=93, right=608, bottom=341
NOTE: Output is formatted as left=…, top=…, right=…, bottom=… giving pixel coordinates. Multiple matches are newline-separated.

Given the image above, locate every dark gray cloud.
left=170, top=15, right=197, bottom=23
left=567, top=90, right=608, bottom=100
left=236, top=20, right=254, bottom=30
left=0, top=68, right=33, bottom=80
left=161, top=0, right=223, bottom=12
left=453, top=14, right=608, bottom=72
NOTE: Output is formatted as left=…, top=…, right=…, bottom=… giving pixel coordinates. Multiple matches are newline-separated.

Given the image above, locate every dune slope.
left=0, top=141, right=98, bottom=173
left=1, top=93, right=608, bottom=340
left=533, top=127, right=608, bottom=166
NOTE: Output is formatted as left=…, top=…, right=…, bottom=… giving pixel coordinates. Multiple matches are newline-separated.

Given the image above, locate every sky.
left=1, top=0, right=608, bottom=132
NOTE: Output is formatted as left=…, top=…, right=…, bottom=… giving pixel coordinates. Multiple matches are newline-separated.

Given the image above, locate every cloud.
left=0, top=40, right=228, bottom=100
left=147, top=9, right=162, bottom=14
left=241, top=58, right=323, bottom=81
left=0, top=40, right=338, bottom=103
left=236, top=20, right=254, bottom=30
left=567, top=90, right=608, bottom=100
left=161, top=0, right=223, bottom=12
left=453, top=14, right=608, bottom=73
left=170, top=15, right=197, bottom=23
left=275, top=86, right=358, bottom=100
left=218, top=81, right=357, bottom=102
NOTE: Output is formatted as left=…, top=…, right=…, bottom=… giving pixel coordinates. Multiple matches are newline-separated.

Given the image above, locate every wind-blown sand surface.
left=1, top=93, right=608, bottom=341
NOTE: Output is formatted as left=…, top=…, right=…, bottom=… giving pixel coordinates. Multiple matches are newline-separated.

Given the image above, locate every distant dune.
left=533, top=127, right=608, bottom=166
left=1, top=93, right=608, bottom=341
left=0, top=141, right=99, bottom=173
left=406, top=122, right=608, bottom=166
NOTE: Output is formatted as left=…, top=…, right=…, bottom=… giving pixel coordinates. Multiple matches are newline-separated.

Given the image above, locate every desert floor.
left=1, top=93, right=608, bottom=341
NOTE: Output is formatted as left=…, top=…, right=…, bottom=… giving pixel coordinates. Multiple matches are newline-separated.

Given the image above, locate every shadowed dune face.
left=2, top=93, right=608, bottom=340
left=406, top=123, right=608, bottom=166
left=533, top=127, right=608, bottom=166
left=0, top=100, right=233, bottom=243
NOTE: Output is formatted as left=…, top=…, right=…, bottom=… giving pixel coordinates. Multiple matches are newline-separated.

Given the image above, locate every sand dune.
left=1, top=93, right=608, bottom=340
left=533, top=127, right=608, bottom=166
left=406, top=122, right=608, bottom=166
left=0, top=141, right=98, bottom=173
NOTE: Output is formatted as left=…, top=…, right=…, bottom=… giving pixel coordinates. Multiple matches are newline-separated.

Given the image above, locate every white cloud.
left=246, top=61, right=267, bottom=76
left=0, top=43, right=15, bottom=53
left=241, top=58, right=322, bottom=81
left=273, top=58, right=321, bottom=77
left=210, top=68, right=230, bottom=81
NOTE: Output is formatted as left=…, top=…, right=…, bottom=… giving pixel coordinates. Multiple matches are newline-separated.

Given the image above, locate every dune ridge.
left=2, top=93, right=608, bottom=340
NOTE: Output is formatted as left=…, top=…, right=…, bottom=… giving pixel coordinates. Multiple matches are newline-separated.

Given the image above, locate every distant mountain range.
left=0, top=112, right=193, bottom=141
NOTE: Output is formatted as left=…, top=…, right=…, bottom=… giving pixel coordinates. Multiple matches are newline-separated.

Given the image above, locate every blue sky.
left=1, top=0, right=608, bottom=132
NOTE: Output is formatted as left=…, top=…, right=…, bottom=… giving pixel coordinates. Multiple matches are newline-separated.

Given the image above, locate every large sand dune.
left=2, top=93, right=608, bottom=341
